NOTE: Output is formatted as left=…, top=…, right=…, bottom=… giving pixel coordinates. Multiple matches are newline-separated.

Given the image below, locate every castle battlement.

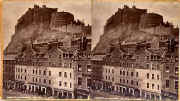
left=15, top=5, right=91, bottom=36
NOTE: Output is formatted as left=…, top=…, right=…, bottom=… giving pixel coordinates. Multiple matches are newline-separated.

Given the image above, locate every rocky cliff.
left=5, top=5, right=90, bottom=54
left=93, top=5, right=179, bottom=54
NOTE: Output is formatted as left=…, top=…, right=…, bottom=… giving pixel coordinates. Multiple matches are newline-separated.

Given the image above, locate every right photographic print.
left=91, top=0, right=179, bottom=100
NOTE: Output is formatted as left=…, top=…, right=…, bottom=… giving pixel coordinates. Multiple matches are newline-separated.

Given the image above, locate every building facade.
left=91, top=35, right=179, bottom=100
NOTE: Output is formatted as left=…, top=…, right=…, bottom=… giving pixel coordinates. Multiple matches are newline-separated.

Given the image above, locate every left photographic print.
left=2, top=0, right=92, bottom=99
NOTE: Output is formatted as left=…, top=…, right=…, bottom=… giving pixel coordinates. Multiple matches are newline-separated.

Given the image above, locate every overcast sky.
left=3, top=0, right=180, bottom=50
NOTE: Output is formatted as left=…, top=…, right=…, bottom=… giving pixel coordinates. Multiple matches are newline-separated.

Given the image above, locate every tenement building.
left=92, top=37, right=178, bottom=100
left=10, top=37, right=91, bottom=99
left=91, top=5, right=179, bottom=100
left=3, top=5, right=91, bottom=99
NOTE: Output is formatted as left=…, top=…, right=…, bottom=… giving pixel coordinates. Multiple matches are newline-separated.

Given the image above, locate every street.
left=91, top=90, right=143, bottom=100
left=3, top=89, right=54, bottom=99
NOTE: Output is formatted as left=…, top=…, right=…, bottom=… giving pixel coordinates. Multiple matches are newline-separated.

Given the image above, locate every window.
left=106, top=76, right=107, bottom=80
left=136, top=81, right=138, bottom=86
left=175, top=67, right=179, bottom=74
left=136, top=72, right=138, bottom=77
left=123, top=71, right=125, bottom=76
left=112, top=69, right=114, bottom=73
left=49, top=71, right=51, bottom=76
left=36, top=78, right=38, bottom=82
left=147, top=64, right=149, bottom=68
left=157, top=75, right=160, bottom=80
left=147, top=56, right=149, bottom=60
left=44, top=70, right=46, bottom=75
left=59, top=72, right=62, bottom=77
left=70, top=63, right=72, bottom=68
left=120, top=70, right=122, bottom=75
left=166, top=66, right=169, bottom=72
left=70, top=73, right=72, bottom=78
left=131, top=72, right=134, bottom=77
left=108, top=76, right=110, bottom=80
left=39, top=78, right=41, bottom=83
left=44, top=79, right=46, bottom=83
left=87, top=65, right=92, bottom=72
left=147, top=83, right=149, bottom=88
left=78, top=65, right=82, bottom=72
left=25, top=76, right=26, bottom=80
left=147, top=73, right=149, bottom=79
left=78, top=77, right=82, bottom=86
left=131, top=80, right=134, bottom=85
left=166, top=80, right=169, bottom=88
left=123, top=79, right=125, bottom=83
left=157, top=85, right=159, bottom=90
left=70, top=83, right=72, bottom=88
left=175, top=80, right=178, bottom=89
left=127, top=71, right=129, bottom=76
left=63, top=54, right=66, bottom=58
left=59, top=81, right=62, bottom=86
left=33, top=77, right=34, bottom=82
left=64, top=72, right=67, bottom=78
left=112, top=77, right=114, bottom=81
left=152, top=84, right=154, bottom=89
left=33, top=69, right=34, bottom=74
left=152, top=74, right=154, bottom=79
left=49, top=80, right=51, bottom=84
left=127, top=80, right=129, bottom=84
left=25, top=69, right=26, bottom=73
left=39, top=70, right=41, bottom=75
left=64, top=82, right=67, bottom=87
left=151, top=55, right=153, bottom=60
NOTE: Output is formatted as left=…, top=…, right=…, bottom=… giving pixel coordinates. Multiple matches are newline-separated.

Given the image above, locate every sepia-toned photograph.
left=2, top=0, right=92, bottom=99
left=92, top=0, right=179, bottom=100
left=2, top=0, right=180, bottom=100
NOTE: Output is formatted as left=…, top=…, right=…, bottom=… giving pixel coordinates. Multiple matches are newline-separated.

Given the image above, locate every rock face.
left=5, top=5, right=91, bottom=54
left=93, top=5, right=179, bottom=54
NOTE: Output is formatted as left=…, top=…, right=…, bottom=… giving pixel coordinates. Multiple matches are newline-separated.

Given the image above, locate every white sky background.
left=2, top=0, right=180, bottom=50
